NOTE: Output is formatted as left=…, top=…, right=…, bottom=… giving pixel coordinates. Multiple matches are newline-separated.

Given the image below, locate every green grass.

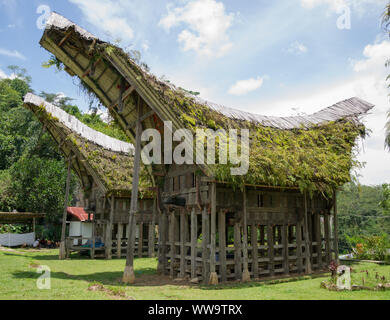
left=0, top=248, right=389, bottom=300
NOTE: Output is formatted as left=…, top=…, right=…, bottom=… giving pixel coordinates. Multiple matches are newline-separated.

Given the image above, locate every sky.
left=0, top=0, right=389, bottom=185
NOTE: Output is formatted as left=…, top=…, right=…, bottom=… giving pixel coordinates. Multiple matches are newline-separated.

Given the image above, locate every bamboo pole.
left=59, top=154, right=72, bottom=260
left=123, top=98, right=142, bottom=284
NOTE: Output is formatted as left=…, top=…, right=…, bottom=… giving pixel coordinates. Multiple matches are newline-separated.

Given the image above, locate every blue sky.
left=0, top=0, right=390, bottom=185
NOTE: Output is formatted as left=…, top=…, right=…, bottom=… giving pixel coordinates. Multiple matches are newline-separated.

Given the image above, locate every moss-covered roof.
left=40, top=12, right=374, bottom=195
left=24, top=93, right=152, bottom=197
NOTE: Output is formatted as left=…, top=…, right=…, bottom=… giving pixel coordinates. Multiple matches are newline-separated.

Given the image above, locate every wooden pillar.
left=148, top=197, right=157, bottom=258
left=218, top=210, right=227, bottom=282
left=315, top=212, right=322, bottom=270
left=202, top=206, right=209, bottom=284
left=117, top=223, right=123, bottom=259
left=324, top=212, right=331, bottom=265
left=169, top=211, right=175, bottom=278
left=333, top=190, right=339, bottom=263
left=91, top=221, right=96, bottom=259
left=105, top=196, right=115, bottom=259
left=296, top=221, right=303, bottom=274
left=234, top=222, right=242, bottom=280
left=251, top=223, right=259, bottom=279
left=179, top=210, right=186, bottom=278
left=138, top=222, right=144, bottom=258
left=242, top=187, right=250, bottom=282
left=157, top=212, right=168, bottom=275
left=282, top=224, right=289, bottom=275
left=303, top=192, right=312, bottom=274
left=123, top=98, right=142, bottom=284
left=267, top=224, right=274, bottom=277
left=191, top=208, right=197, bottom=280
left=59, top=154, right=72, bottom=260
left=208, top=182, right=218, bottom=285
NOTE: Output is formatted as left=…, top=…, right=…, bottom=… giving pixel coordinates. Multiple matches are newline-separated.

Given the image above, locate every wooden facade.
left=24, top=94, right=157, bottom=259
left=38, top=12, right=372, bottom=283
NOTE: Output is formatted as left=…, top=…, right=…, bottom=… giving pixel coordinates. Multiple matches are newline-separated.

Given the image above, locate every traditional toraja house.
left=23, top=93, right=157, bottom=259
left=39, top=12, right=374, bottom=284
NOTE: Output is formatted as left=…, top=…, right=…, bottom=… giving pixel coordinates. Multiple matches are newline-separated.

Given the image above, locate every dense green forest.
left=0, top=66, right=389, bottom=253
left=0, top=66, right=126, bottom=239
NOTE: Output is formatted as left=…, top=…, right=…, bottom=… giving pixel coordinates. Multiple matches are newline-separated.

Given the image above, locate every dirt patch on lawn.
left=88, top=282, right=135, bottom=300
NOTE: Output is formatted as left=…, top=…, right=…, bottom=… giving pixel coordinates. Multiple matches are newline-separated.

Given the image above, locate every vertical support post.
left=59, top=154, right=72, bottom=260
left=315, top=212, right=322, bottom=270
left=218, top=210, right=227, bottom=282
left=138, top=222, right=144, bottom=258
left=234, top=222, right=242, bottom=280
left=324, top=212, right=331, bottom=265
left=242, top=187, right=250, bottom=282
left=296, top=221, right=303, bottom=274
left=180, top=210, right=186, bottom=278
left=148, top=197, right=157, bottom=257
left=251, top=223, right=259, bottom=279
left=91, top=221, right=96, bottom=259
left=106, top=196, right=115, bottom=259
left=208, top=182, right=218, bottom=285
left=191, top=208, right=197, bottom=280
left=202, top=206, right=209, bottom=284
left=169, top=211, right=175, bottom=278
left=303, top=192, right=312, bottom=274
left=117, top=223, right=123, bottom=259
left=267, top=224, right=274, bottom=277
left=282, top=224, right=289, bottom=275
left=333, top=189, right=339, bottom=263
left=123, top=97, right=142, bottom=284
left=157, top=212, right=168, bottom=275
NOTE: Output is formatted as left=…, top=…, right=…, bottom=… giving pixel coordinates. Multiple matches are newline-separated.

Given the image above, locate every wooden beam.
left=303, top=192, right=312, bottom=274
left=333, top=190, right=339, bottom=263
left=219, top=210, right=227, bottom=282
left=148, top=197, right=157, bottom=258
left=202, top=206, right=209, bottom=284
left=117, top=223, right=123, bottom=259
left=191, top=208, right=197, bottom=280
left=324, top=212, right=331, bottom=265
left=282, top=224, right=289, bottom=275
left=126, top=110, right=155, bottom=130
left=315, top=212, right=322, bottom=270
left=110, top=85, right=135, bottom=111
left=105, top=196, right=115, bottom=259
left=268, top=224, right=275, bottom=277
left=138, top=222, right=143, bottom=258
left=242, top=187, right=250, bottom=282
left=123, top=97, right=143, bottom=284
left=251, top=224, right=259, bottom=279
left=296, top=221, right=303, bottom=274
left=169, top=211, right=175, bottom=278
left=59, top=154, right=72, bottom=260
left=180, top=210, right=186, bottom=278
left=208, top=182, right=218, bottom=285
left=234, top=222, right=242, bottom=280
left=58, top=30, right=73, bottom=47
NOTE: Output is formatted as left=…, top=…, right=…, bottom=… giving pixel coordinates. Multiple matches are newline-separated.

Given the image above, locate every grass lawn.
left=0, top=248, right=389, bottom=300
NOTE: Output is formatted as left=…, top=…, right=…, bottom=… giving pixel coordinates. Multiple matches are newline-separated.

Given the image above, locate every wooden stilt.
left=324, top=212, right=331, bottom=265
left=169, top=211, right=175, bottom=278
left=218, top=210, right=227, bottom=282
left=123, top=98, right=142, bottom=284
left=59, top=154, right=72, bottom=260
left=208, top=182, right=218, bottom=285
left=315, top=212, right=322, bottom=270
left=251, top=223, right=259, bottom=279
left=296, top=221, right=303, bottom=274
left=148, top=197, right=157, bottom=257
left=242, top=188, right=250, bottom=282
left=157, top=212, right=167, bottom=275
left=91, top=221, right=96, bottom=259
left=333, top=190, right=339, bottom=263
left=282, top=224, right=289, bottom=275
left=234, top=222, right=242, bottom=280
left=202, top=207, right=209, bottom=284
left=138, top=222, right=143, bottom=258
left=117, top=223, right=123, bottom=259
left=191, top=208, right=197, bottom=280
left=180, top=210, right=186, bottom=278
left=267, top=224, right=274, bottom=277
left=105, top=196, right=115, bottom=259
left=303, top=192, right=312, bottom=274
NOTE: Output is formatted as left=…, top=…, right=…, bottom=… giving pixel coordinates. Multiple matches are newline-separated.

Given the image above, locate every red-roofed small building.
left=67, top=207, right=94, bottom=247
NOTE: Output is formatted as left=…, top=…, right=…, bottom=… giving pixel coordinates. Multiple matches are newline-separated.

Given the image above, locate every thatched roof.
left=0, top=212, right=45, bottom=223
left=24, top=93, right=152, bottom=197
left=39, top=12, right=374, bottom=194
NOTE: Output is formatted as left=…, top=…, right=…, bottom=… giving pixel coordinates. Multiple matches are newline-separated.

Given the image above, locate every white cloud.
left=287, top=41, right=308, bottom=55
left=301, top=0, right=388, bottom=14
left=69, top=0, right=134, bottom=43
left=228, top=76, right=265, bottom=96
left=247, top=39, right=390, bottom=185
left=159, top=0, right=235, bottom=57
left=0, top=48, right=26, bottom=60
left=0, top=68, right=7, bottom=79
